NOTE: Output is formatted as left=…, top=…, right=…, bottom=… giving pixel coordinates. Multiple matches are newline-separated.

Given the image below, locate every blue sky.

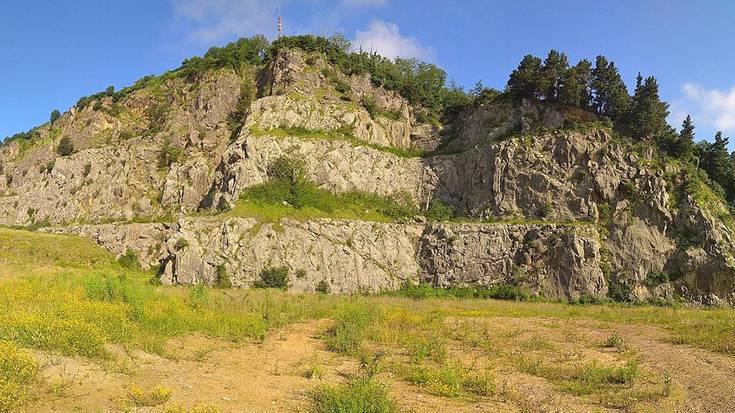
left=2, top=0, right=735, bottom=146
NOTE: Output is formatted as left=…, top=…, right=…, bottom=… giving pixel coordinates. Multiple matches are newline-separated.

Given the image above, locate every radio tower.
left=277, top=13, right=283, bottom=38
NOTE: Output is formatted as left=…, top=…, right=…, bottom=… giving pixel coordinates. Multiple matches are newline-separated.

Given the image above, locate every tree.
left=50, top=109, right=61, bottom=124
left=56, top=136, right=74, bottom=156
left=674, top=115, right=696, bottom=159
left=591, top=56, right=630, bottom=121
left=539, top=50, right=569, bottom=101
left=507, top=54, right=543, bottom=100
left=629, top=75, right=670, bottom=139
left=700, top=132, right=735, bottom=200
left=559, top=59, right=592, bottom=107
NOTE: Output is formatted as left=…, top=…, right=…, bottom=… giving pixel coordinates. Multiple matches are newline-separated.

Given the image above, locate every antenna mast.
left=277, top=5, right=283, bottom=38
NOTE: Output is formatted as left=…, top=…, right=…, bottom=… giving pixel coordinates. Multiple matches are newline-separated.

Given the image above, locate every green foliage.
left=56, top=136, right=74, bottom=156
left=117, top=249, right=140, bottom=270
left=392, top=282, right=536, bottom=301
left=215, top=264, right=232, bottom=289
left=591, top=55, right=630, bottom=122
left=324, top=302, right=379, bottom=355
left=425, top=199, right=455, bottom=221
left=629, top=74, right=671, bottom=139
left=179, top=35, right=269, bottom=80
left=310, top=377, right=397, bottom=413
left=238, top=156, right=419, bottom=222
left=271, top=34, right=468, bottom=122
left=316, top=280, right=331, bottom=294
left=157, top=139, right=184, bottom=169
left=255, top=266, right=289, bottom=289
left=267, top=155, right=305, bottom=183
left=50, top=109, right=61, bottom=124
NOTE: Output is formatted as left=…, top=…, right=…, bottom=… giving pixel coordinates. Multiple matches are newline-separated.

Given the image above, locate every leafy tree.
left=559, top=59, right=592, bottom=107
left=591, top=56, right=630, bottom=121
left=56, top=136, right=74, bottom=156
left=629, top=75, right=670, bottom=139
left=539, top=49, right=569, bottom=101
left=50, top=109, right=61, bottom=124
left=507, top=54, right=543, bottom=100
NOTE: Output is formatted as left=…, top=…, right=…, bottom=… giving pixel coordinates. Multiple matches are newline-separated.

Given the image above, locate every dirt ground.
left=25, top=316, right=735, bottom=413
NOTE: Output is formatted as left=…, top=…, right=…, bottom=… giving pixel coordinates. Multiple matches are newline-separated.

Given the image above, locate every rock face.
left=45, top=218, right=606, bottom=300
left=6, top=48, right=735, bottom=304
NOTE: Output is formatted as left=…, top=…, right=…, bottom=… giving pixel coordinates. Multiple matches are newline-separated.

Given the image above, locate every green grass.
left=1, top=227, right=735, bottom=411
left=228, top=178, right=419, bottom=223
left=310, top=377, right=397, bottom=413
left=249, top=126, right=426, bottom=158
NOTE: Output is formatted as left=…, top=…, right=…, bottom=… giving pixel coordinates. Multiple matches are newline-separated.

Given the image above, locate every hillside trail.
left=26, top=316, right=735, bottom=413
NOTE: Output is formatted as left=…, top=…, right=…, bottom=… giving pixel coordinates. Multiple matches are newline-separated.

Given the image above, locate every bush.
left=50, top=109, right=61, bottom=124
left=324, top=303, right=379, bottom=354
left=316, top=280, right=330, bottom=294
left=56, top=136, right=74, bottom=156
left=117, top=249, right=140, bottom=270
left=361, top=96, right=379, bottom=118
left=255, top=266, right=289, bottom=289
left=157, top=139, right=183, bottom=169
left=310, top=377, right=396, bottom=413
left=425, top=199, right=455, bottom=221
left=268, top=156, right=305, bottom=183
left=215, top=264, right=232, bottom=288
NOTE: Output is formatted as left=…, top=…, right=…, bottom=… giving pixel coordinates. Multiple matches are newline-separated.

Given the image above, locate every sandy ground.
left=24, top=316, right=735, bottom=413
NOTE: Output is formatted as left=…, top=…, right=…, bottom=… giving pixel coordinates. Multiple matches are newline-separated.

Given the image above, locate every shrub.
left=126, top=385, right=171, bottom=407
left=310, top=377, right=396, bottom=413
left=361, top=96, right=379, bottom=118
left=117, top=249, right=140, bottom=270
left=255, top=266, right=289, bottom=289
left=324, top=303, right=379, bottom=354
left=215, top=264, right=232, bottom=289
left=56, top=136, right=74, bottom=156
left=268, top=156, right=305, bottom=183
left=157, top=139, right=183, bottom=169
left=334, top=79, right=352, bottom=95
left=315, top=280, right=330, bottom=294
left=50, top=109, right=61, bottom=124
left=425, top=199, right=455, bottom=221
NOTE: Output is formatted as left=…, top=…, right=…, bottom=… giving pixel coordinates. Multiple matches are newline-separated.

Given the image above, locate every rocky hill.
left=2, top=36, right=734, bottom=305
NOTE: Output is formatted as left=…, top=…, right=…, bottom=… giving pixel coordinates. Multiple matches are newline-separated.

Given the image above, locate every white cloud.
left=170, top=0, right=389, bottom=43
left=352, top=20, right=434, bottom=60
left=679, top=83, right=735, bottom=132
left=171, top=0, right=277, bottom=43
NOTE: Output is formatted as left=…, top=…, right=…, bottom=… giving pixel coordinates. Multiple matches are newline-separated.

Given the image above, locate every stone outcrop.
left=6, top=47, right=735, bottom=305
left=45, top=217, right=606, bottom=300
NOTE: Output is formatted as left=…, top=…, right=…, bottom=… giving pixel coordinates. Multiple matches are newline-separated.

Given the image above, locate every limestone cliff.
left=5, top=46, right=735, bottom=305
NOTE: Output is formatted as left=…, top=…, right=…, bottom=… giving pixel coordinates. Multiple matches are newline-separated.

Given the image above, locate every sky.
left=2, top=0, right=735, bottom=146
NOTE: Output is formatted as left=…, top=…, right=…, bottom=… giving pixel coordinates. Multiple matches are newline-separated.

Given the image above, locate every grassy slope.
left=0, top=227, right=734, bottom=412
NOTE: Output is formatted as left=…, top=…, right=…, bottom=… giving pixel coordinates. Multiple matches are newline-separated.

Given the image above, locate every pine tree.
left=50, top=109, right=61, bottom=124
left=591, top=56, right=630, bottom=121
left=674, top=115, right=695, bottom=158
left=700, top=132, right=735, bottom=200
left=507, top=54, right=543, bottom=100
left=559, top=59, right=592, bottom=107
left=629, top=75, right=670, bottom=139
left=539, top=50, right=569, bottom=101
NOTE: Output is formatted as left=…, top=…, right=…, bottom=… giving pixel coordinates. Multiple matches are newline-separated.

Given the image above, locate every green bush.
left=255, top=266, right=289, bottom=289
left=50, top=109, right=61, bottom=124
left=268, top=156, right=305, bottom=183
left=324, top=303, right=379, bottom=355
left=117, top=249, right=140, bottom=270
left=157, top=139, right=183, bottom=169
left=310, top=377, right=396, bottom=413
left=215, top=264, right=232, bottom=289
left=315, top=280, right=330, bottom=294
left=56, top=136, right=74, bottom=156
left=392, top=282, right=535, bottom=301
left=425, top=199, right=455, bottom=221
